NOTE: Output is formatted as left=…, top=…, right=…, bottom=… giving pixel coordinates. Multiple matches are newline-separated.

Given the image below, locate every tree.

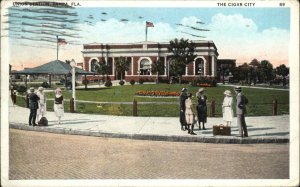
left=115, top=57, right=130, bottom=80
left=94, top=62, right=109, bottom=82
left=151, top=59, right=165, bottom=84
left=249, top=59, right=260, bottom=67
left=259, top=60, right=274, bottom=83
left=275, top=64, right=289, bottom=78
left=232, top=63, right=249, bottom=83
left=168, top=38, right=196, bottom=83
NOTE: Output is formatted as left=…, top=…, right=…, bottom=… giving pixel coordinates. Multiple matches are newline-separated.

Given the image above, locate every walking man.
left=179, top=88, right=188, bottom=131
left=234, top=86, right=248, bottom=137
left=28, top=87, right=39, bottom=126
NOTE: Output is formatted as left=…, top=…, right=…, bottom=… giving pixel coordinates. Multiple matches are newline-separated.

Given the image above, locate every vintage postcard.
left=1, top=0, right=299, bottom=186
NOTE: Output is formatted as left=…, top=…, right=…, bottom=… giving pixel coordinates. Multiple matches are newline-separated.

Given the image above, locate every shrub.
left=130, top=79, right=135, bottom=85
left=119, top=80, right=125, bottom=86
left=66, top=81, right=79, bottom=89
left=82, top=79, right=89, bottom=85
left=139, top=78, right=144, bottom=84
left=41, top=81, right=50, bottom=88
left=105, top=80, right=112, bottom=87
left=17, top=85, right=27, bottom=94
left=11, top=84, right=18, bottom=90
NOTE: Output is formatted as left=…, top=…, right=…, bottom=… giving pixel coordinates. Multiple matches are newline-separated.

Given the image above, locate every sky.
left=2, top=4, right=290, bottom=70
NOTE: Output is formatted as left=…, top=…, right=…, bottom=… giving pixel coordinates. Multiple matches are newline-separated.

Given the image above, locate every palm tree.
left=115, top=57, right=130, bottom=80
left=94, top=62, right=109, bottom=83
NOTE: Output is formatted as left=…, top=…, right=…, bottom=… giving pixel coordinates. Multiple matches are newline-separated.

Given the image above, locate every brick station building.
left=81, top=40, right=219, bottom=82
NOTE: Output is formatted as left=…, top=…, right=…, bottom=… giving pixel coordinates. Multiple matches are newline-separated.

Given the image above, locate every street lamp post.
left=70, top=59, right=76, bottom=111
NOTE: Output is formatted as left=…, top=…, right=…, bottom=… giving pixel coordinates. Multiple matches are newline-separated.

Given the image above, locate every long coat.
left=179, top=93, right=188, bottom=125
left=185, top=98, right=195, bottom=124
left=236, top=92, right=246, bottom=115
left=196, top=95, right=207, bottom=123
left=29, top=92, right=39, bottom=110
left=222, top=96, right=233, bottom=122
left=37, top=91, right=47, bottom=116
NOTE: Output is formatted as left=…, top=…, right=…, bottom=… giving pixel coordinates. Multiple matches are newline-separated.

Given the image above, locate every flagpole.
left=145, top=25, right=147, bottom=42
left=56, top=35, right=58, bottom=60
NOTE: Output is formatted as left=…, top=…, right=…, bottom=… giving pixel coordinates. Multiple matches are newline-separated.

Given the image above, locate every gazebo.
left=11, top=60, right=95, bottom=89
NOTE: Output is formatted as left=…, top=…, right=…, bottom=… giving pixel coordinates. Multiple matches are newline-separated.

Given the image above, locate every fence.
left=16, top=95, right=289, bottom=117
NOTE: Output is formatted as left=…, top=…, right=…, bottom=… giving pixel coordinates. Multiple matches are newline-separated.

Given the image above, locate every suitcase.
left=213, top=124, right=231, bottom=136
left=38, top=117, right=48, bottom=126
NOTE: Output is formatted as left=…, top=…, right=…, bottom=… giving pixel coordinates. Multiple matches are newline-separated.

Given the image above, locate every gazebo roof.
left=12, top=60, right=94, bottom=75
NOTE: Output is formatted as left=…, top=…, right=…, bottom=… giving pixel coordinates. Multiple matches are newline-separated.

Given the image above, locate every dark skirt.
left=197, top=105, right=207, bottom=123
left=179, top=110, right=187, bottom=125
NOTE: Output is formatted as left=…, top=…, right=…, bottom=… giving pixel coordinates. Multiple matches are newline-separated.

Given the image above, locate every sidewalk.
left=9, top=98, right=289, bottom=144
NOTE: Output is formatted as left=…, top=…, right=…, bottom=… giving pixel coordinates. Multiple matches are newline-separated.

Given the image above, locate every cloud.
left=205, top=13, right=289, bottom=66
left=78, top=18, right=180, bottom=43
left=180, top=16, right=202, bottom=27
left=10, top=13, right=289, bottom=70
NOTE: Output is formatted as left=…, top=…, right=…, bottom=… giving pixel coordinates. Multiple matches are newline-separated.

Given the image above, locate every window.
left=139, top=58, right=151, bottom=75
left=90, top=59, right=98, bottom=72
left=195, top=58, right=204, bottom=76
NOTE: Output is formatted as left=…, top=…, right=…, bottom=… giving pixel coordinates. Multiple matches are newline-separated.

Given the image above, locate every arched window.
left=195, top=58, right=204, bottom=76
left=139, top=58, right=151, bottom=75
left=90, top=59, right=98, bottom=72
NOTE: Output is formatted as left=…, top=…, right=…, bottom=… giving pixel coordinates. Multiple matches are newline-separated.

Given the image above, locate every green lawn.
left=15, top=84, right=289, bottom=117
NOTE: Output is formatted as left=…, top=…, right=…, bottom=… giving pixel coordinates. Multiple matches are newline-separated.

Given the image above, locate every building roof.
left=12, top=60, right=94, bottom=75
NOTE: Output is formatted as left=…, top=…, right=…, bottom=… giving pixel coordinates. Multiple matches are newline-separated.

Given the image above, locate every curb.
left=9, top=123, right=289, bottom=144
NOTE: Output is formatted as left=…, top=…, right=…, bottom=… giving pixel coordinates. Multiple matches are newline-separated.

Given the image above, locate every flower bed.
left=195, top=83, right=214, bottom=87
left=135, top=90, right=180, bottom=97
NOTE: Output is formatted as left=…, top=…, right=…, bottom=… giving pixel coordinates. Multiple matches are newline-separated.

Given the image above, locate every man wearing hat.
left=28, top=87, right=40, bottom=126
left=179, top=88, right=188, bottom=131
left=234, top=86, right=248, bottom=137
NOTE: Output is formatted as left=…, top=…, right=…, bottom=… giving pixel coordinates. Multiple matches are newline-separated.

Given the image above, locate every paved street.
left=9, top=129, right=289, bottom=179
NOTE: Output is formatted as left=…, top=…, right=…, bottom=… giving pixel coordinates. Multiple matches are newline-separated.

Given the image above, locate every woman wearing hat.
left=179, top=88, right=188, bottom=131
left=185, top=93, right=196, bottom=135
left=222, top=90, right=233, bottom=126
left=196, top=88, right=207, bottom=130
left=54, top=87, right=64, bottom=124
left=36, top=87, right=46, bottom=122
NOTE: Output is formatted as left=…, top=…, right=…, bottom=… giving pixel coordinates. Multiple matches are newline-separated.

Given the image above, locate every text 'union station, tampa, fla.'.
left=80, top=40, right=219, bottom=82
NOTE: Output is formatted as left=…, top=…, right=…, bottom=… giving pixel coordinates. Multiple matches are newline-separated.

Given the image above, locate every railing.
left=16, top=95, right=289, bottom=117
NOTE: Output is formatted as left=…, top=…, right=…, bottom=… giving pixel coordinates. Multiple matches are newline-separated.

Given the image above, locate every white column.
left=185, top=66, right=188, bottom=76
left=193, top=60, right=196, bottom=75
left=112, top=57, right=115, bottom=76
left=203, top=59, right=206, bottom=76
left=211, top=55, right=215, bottom=77
left=131, top=57, right=133, bottom=75
left=164, top=56, right=167, bottom=76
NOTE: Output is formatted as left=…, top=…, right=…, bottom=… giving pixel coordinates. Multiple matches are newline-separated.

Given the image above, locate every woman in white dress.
left=36, top=87, right=46, bottom=121
left=222, top=90, right=233, bottom=126
left=185, top=93, right=197, bottom=135
left=54, top=87, right=64, bottom=124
